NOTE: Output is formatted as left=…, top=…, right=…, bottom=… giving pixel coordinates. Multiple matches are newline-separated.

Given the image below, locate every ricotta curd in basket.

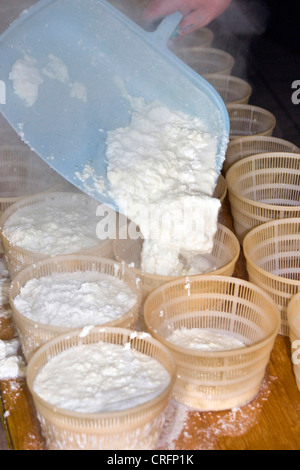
left=1, top=194, right=102, bottom=255
left=166, top=327, right=246, bottom=352
left=33, top=341, right=171, bottom=413
left=12, top=271, right=138, bottom=328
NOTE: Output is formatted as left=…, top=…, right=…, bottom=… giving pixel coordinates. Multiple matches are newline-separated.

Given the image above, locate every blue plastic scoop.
left=0, top=0, right=229, bottom=210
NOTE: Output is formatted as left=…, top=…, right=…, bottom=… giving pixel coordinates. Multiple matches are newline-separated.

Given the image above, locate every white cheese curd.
left=0, top=338, right=24, bottom=380
left=2, top=194, right=101, bottom=255
left=166, top=328, right=246, bottom=352
left=33, top=341, right=171, bottom=413
left=106, top=97, right=221, bottom=276
left=12, top=271, right=137, bottom=328
left=9, top=55, right=43, bottom=107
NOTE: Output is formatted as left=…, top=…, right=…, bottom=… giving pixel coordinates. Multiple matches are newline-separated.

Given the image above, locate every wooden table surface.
left=1, top=196, right=300, bottom=451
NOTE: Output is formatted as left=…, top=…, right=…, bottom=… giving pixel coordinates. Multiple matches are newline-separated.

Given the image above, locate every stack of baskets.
left=171, top=29, right=300, bottom=393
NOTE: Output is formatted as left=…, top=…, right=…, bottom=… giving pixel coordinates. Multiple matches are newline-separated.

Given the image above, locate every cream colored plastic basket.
left=0, top=145, right=61, bottom=214
left=226, top=104, right=276, bottom=140
left=214, top=174, right=227, bottom=202
left=172, top=47, right=235, bottom=76
left=226, top=152, right=300, bottom=244
left=287, top=293, right=300, bottom=390
left=113, top=223, right=240, bottom=301
left=224, top=135, right=300, bottom=173
left=143, top=275, right=280, bottom=411
left=204, top=74, right=252, bottom=105
left=0, top=192, right=118, bottom=278
left=243, top=218, right=300, bottom=336
left=9, top=256, right=142, bottom=362
left=26, top=327, right=176, bottom=450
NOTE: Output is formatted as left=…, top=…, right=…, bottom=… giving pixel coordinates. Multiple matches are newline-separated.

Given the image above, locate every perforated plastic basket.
left=204, top=74, right=252, bottom=105
left=287, top=293, right=300, bottom=390
left=113, top=223, right=240, bottom=301
left=226, top=104, right=276, bottom=140
left=10, top=256, right=142, bottom=361
left=172, top=46, right=235, bottom=76
left=226, top=152, right=300, bottom=243
left=0, top=145, right=61, bottom=214
left=0, top=192, right=118, bottom=278
left=26, top=327, right=176, bottom=450
left=143, top=275, right=280, bottom=411
left=214, top=174, right=227, bottom=202
left=224, top=135, right=300, bottom=173
left=243, top=218, right=300, bottom=336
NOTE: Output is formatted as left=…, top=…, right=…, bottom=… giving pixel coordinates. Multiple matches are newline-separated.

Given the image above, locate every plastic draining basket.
left=9, top=255, right=142, bottom=362
left=243, top=218, right=300, bottom=336
left=224, top=135, right=300, bottom=173
left=26, top=327, right=176, bottom=450
left=226, top=104, right=276, bottom=140
left=113, top=223, right=240, bottom=301
left=204, top=74, right=252, bottom=105
left=143, top=275, right=280, bottom=411
left=214, top=173, right=227, bottom=203
left=287, top=293, right=300, bottom=390
left=0, top=192, right=119, bottom=278
left=0, top=144, right=61, bottom=214
left=226, top=152, right=300, bottom=244
left=171, top=46, right=235, bottom=76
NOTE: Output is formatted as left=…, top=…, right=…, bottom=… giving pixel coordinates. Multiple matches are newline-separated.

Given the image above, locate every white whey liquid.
left=166, top=328, right=246, bottom=352
left=12, top=271, right=138, bottom=328
left=33, top=341, right=170, bottom=413
left=106, top=97, right=221, bottom=276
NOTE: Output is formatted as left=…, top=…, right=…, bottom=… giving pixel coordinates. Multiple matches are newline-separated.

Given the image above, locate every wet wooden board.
left=1, top=197, right=300, bottom=451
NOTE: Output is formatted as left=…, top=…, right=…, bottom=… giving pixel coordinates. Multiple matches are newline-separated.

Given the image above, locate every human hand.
left=142, top=0, right=232, bottom=37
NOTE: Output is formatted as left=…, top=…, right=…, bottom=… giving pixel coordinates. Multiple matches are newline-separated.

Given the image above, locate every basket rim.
left=9, top=255, right=143, bottom=332
left=173, top=45, right=235, bottom=59
left=226, top=152, right=300, bottom=211
left=243, top=217, right=300, bottom=287
left=226, top=103, right=277, bottom=119
left=26, top=326, right=177, bottom=422
left=143, top=274, right=281, bottom=357
left=175, top=26, right=214, bottom=43
left=112, top=223, right=240, bottom=282
left=204, top=73, right=253, bottom=87
left=0, top=191, right=108, bottom=256
left=226, top=135, right=300, bottom=151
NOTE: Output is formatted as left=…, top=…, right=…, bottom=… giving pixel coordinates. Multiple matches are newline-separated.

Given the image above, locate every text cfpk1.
left=291, top=80, right=300, bottom=105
